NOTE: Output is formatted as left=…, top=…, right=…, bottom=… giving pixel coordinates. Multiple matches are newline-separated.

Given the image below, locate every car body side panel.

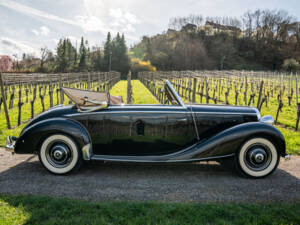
left=70, top=106, right=197, bottom=156
left=90, top=122, right=285, bottom=162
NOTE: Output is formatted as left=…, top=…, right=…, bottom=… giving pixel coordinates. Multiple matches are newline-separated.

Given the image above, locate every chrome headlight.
left=260, top=115, right=274, bottom=125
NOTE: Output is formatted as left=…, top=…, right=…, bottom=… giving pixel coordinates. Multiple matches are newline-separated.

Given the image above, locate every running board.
left=90, top=154, right=235, bottom=163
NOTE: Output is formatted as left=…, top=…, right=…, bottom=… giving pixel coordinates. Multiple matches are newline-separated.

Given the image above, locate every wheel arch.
left=14, top=118, right=92, bottom=158
left=244, top=131, right=286, bottom=157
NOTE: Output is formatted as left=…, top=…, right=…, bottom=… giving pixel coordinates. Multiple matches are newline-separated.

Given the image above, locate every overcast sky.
left=0, top=0, right=299, bottom=58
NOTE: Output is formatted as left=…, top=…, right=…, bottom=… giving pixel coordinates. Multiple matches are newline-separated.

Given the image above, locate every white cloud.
left=40, top=26, right=50, bottom=36
left=108, top=8, right=140, bottom=33
left=32, top=26, right=50, bottom=36
left=0, top=37, right=39, bottom=58
left=109, top=8, right=123, bottom=19
left=76, top=15, right=108, bottom=33
left=0, top=0, right=80, bottom=28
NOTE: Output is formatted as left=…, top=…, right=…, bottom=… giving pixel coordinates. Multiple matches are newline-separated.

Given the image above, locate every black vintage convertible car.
left=6, top=81, right=289, bottom=178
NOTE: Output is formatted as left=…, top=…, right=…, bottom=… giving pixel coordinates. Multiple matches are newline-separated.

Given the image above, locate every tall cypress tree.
left=103, top=32, right=112, bottom=71
left=56, top=39, right=68, bottom=72
left=119, top=34, right=130, bottom=76
left=78, top=37, right=87, bottom=71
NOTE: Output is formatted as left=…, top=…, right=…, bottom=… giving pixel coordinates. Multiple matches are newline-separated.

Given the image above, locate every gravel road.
left=0, top=148, right=299, bottom=202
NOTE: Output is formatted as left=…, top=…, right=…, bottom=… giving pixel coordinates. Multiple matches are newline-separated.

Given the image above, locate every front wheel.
left=235, top=137, right=279, bottom=178
left=39, top=134, right=82, bottom=175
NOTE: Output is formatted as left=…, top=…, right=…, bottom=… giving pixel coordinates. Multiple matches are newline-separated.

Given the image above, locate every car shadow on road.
left=0, top=155, right=299, bottom=202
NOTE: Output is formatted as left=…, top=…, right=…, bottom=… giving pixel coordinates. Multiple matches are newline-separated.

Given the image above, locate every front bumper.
left=5, top=136, right=16, bottom=153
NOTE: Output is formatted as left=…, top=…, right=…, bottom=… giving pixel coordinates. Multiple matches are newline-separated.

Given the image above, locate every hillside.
left=130, top=10, right=300, bottom=71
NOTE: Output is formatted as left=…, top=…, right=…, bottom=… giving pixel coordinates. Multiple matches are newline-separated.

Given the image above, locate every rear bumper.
left=5, top=136, right=16, bottom=153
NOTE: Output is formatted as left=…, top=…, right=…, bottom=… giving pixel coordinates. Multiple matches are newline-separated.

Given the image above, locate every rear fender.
left=14, top=118, right=91, bottom=159
left=173, top=122, right=286, bottom=160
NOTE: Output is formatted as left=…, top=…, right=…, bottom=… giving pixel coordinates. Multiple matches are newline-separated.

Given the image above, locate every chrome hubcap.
left=244, top=144, right=271, bottom=171
left=254, top=153, right=264, bottom=163
left=53, top=149, right=64, bottom=160
left=46, top=142, right=72, bottom=168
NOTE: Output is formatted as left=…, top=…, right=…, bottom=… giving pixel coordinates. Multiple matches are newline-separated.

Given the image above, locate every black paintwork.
left=14, top=103, right=286, bottom=161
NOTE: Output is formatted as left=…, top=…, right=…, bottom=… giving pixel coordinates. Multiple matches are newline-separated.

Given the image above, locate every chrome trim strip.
left=82, top=144, right=91, bottom=160
left=190, top=106, right=200, bottom=140
left=90, top=153, right=235, bottom=163
left=194, top=112, right=257, bottom=115
left=109, top=105, right=185, bottom=109
left=66, top=111, right=258, bottom=117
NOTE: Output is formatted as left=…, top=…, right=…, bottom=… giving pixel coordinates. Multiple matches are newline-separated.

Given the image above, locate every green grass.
left=0, top=194, right=299, bottom=225
left=109, top=80, right=128, bottom=103
left=131, top=80, right=159, bottom=104
left=276, top=126, right=300, bottom=155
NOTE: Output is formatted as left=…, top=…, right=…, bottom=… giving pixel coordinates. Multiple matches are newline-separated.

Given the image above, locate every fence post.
left=87, top=72, right=91, bottom=90
left=256, top=81, right=264, bottom=109
left=59, top=74, right=64, bottom=104
left=192, top=77, right=197, bottom=103
left=205, top=77, right=209, bottom=103
left=127, top=71, right=132, bottom=104
left=296, top=74, right=299, bottom=131
left=0, top=73, right=11, bottom=129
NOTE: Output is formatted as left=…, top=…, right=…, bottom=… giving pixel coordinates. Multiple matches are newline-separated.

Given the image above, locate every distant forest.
left=12, top=32, right=131, bottom=77
left=131, top=9, right=300, bottom=71
left=6, top=9, right=300, bottom=75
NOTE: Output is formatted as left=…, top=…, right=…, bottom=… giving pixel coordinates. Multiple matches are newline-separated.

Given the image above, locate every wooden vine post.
left=192, top=77, right=197, bottom=103
left=59, top=74, right=64, bottom=104
left=17, top=86, right=24, bottom=126
left=127, top=71, right=132, bottom=104
left=205, top=77, right=209, bottom=103
left=0, top=73, right=11, bottom=129
left=244, top=76, right=248, bottom=105
left=296, top=74, right=300, bottom=131
left=256, top=80, right=264, bottom=109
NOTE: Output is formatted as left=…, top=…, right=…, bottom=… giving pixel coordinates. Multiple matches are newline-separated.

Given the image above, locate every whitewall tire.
left=235, top=137, right=279, bottom=178
left=39, top=134, right=82, bottom=175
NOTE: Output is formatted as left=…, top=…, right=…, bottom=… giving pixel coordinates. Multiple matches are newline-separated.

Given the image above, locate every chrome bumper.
left=5, top=136, right=16, bottom=153
left=284, top=154, right=291, bottom=160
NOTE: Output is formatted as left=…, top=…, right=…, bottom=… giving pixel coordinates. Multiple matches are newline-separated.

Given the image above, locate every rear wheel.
left=235, top=137, right=279, bottom=178
left=39, top=134, right=82, bottom=175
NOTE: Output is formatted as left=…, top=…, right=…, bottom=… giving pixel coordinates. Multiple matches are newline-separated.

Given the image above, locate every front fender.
left=173, top=122, right=286, bottom=160
left=14, top=118, right=91, bottom=155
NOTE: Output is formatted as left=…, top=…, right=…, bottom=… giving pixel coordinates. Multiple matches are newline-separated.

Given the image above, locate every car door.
left=87, top=106, right=197, bottom=156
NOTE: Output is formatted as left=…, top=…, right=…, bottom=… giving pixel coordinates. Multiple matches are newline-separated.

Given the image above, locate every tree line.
left=130, top=9, right=300, bottom=71
left=12, top=32, right=130, bottom=77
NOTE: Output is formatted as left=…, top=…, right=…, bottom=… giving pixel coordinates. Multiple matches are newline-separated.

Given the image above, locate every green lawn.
left=109, top=80, right=128, bottom=103
left=0, top=195, right=299, bottom=225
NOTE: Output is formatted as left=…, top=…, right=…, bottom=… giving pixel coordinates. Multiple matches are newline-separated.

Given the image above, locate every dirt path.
left=0, top=148, right=299, bottom=202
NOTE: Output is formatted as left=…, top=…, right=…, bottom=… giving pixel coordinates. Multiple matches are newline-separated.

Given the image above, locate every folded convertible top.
left=62, top=87, right=123, bottom=106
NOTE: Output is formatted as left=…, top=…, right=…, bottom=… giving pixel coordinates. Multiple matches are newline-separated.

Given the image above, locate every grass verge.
left=0, top=195, right=299, bottom=225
